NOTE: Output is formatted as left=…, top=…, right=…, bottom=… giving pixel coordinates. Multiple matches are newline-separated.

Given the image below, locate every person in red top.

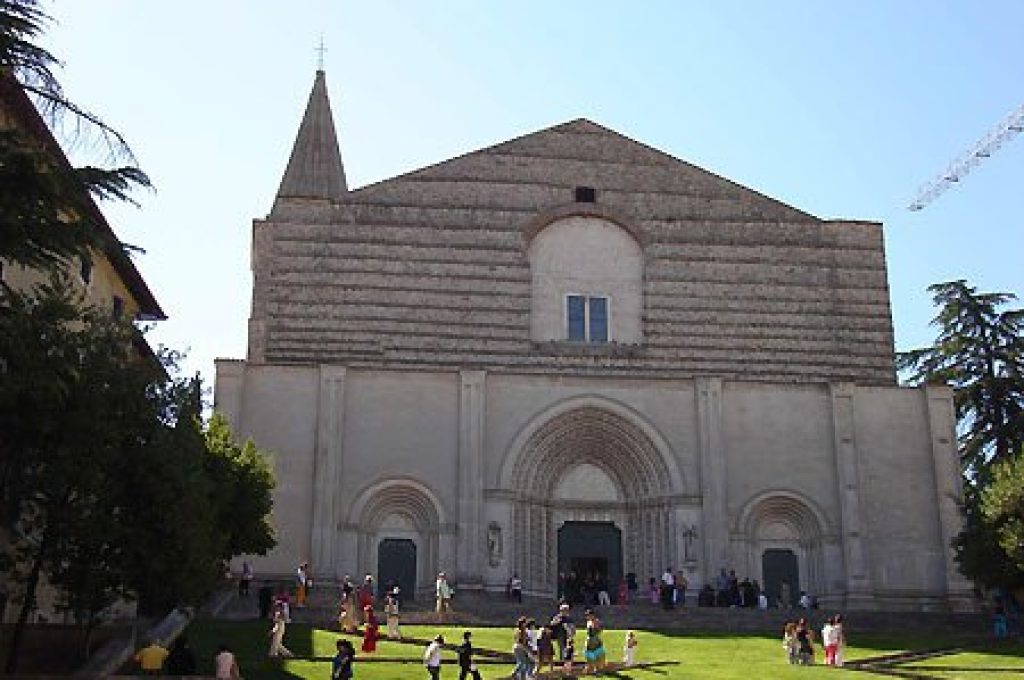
left=361, top=605, right=379, bottom=653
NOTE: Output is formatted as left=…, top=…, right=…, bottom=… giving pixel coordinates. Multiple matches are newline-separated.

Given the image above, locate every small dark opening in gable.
left=575, top=186, right=596, bottom=203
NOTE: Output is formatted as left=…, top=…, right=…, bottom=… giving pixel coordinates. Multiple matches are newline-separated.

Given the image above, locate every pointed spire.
left=274, top=69, right=347, bottom=206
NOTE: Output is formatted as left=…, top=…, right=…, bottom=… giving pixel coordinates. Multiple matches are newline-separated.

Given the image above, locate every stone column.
left=829, top=383, right=873, bottom=608
left=213, top=359, right=246, bottom=432
left=696, top=377, right=728, bottom=583
left=923, top=385, right=975, bottom=610
left=247, top=219, right=272, bottom=362
left=311, top=365, right=346, bottom=578
left=457, top=370, right=487, bottom=587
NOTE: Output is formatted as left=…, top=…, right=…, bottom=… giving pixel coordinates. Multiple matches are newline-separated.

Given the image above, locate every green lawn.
left=900, top=647, right=1024, bottom=679
left=178, top=619, right=1020, bottom=680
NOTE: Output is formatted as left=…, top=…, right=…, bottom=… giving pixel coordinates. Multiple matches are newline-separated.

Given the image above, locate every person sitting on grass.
left=332, top=639, right=355, bottom=680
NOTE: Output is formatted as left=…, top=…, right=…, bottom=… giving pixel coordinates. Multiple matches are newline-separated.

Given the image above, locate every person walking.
left=549, top=602, right=574, bottom=662
left=268, top=607, right=294, bottom=658
left=361, top=605, right=379, bottom=653
left=384, top=587, right=402, bottom=639
left=332, top=639, right=355, bottom=680
left=795, top=618, right=814, bottom=665
left=833, top=614, right=847, bottom=667
left=660, top=567, right=675, bottom=610
left=510, top=573, right=523, bottom=603
left=239, top=561, right=253, bottom=597
left=583, top=610, right=606, bottom=674
left=295, top=562, right=309, bottom=607
left=358, top=574, right=375, bottom=624
left=424, top=634, right=444, bottom=680
left=623, top=630, right=638, bottom=667
left=822, top=616, right=836, bottom=665
left=456, top=630, right=483, bottom=680
left=339, top=577, right=358, bottom=633
left=435, top=572, right=453, bottom=622
left=538, top=625, right=556, bottom=673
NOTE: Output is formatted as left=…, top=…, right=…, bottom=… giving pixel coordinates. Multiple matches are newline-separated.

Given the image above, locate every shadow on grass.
left=187, top=618, right=317, bottom=680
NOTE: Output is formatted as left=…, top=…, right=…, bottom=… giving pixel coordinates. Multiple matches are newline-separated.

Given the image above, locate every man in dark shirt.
left=456, top=631, right=482, bottom=680
left=549, top=603, right=575, bottom=660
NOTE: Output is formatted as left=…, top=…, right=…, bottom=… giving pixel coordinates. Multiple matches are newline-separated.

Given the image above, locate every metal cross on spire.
left=315, top=36, right=327, bottom=71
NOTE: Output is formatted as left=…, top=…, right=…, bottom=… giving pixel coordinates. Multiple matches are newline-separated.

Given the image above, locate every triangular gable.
left=346, top=118, right=817, bottom=222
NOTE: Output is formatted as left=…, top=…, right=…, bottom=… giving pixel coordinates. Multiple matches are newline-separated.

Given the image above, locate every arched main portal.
left=504, top=401, right=684, bottom=597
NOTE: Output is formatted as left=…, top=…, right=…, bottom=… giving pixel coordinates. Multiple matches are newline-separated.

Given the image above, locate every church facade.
left=215, top=70, right=973, bottom=610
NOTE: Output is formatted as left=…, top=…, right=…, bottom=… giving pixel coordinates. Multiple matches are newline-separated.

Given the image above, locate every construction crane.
left=908, top=103, right=1024, bottom=211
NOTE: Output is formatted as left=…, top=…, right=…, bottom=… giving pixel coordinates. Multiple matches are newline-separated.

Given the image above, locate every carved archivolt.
left=350, top=479, right=444, bottom=533
left=503, top=399, right=684, bottom=593
left=736, top=490, right=828, bottom=543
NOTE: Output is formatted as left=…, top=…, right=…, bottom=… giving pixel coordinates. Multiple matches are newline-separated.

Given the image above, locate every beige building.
left=0, top=73, right=164, bottom=624
left=216, top=70, right=972, bottom=610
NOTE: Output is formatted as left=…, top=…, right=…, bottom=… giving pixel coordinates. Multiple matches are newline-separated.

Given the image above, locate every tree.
left=898, top=280, right=1024, bottom=589
left=1, top=0, right=150, bottom=270
left=0, top=280, right=277, bottom=670
left=0, top=277, right=159, bottom=672
left=981, top=451, right=1024, bottom=573
left=897, top=280, right=1024, bottom=487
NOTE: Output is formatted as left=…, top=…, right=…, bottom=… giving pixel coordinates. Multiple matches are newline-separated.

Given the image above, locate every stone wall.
left=250, top=120, right=895, bottom=385
left=215, top=361, right=969, bottom=609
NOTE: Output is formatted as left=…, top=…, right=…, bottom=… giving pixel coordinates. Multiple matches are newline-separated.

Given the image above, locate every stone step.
left=277, top=592, right=987, bottom=635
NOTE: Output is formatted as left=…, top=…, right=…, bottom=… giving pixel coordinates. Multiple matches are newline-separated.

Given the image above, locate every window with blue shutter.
left=589, top=297, right=608, bottom=343
left=567, top=295, right=586, bottom=341
left=565, top=294, right=610, bottom=343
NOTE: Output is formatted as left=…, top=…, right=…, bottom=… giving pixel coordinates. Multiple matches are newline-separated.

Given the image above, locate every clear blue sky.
left=42, top=1, right=1024, bottom=384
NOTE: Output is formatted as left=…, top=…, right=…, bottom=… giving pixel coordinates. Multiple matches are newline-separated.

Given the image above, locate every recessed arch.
left=347, top=477, right=446, bottom=598
left=499, top=395, right=686, bottom=596
left=522, top=203, right=645, bottom=247
left=498, top=395, right=684, bottom=493
left=349, top=477, right=446, bottom=531
left=735, top=489, right=830, bottom=605
left=735, top=489, right=831, bottom=540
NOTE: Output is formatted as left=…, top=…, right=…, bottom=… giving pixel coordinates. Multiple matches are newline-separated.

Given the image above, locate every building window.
left=575, top=186, right=596, bottom=203
left=566, top=294, right=609, bottom=342
left=112, top=295, right=124, bottom=319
